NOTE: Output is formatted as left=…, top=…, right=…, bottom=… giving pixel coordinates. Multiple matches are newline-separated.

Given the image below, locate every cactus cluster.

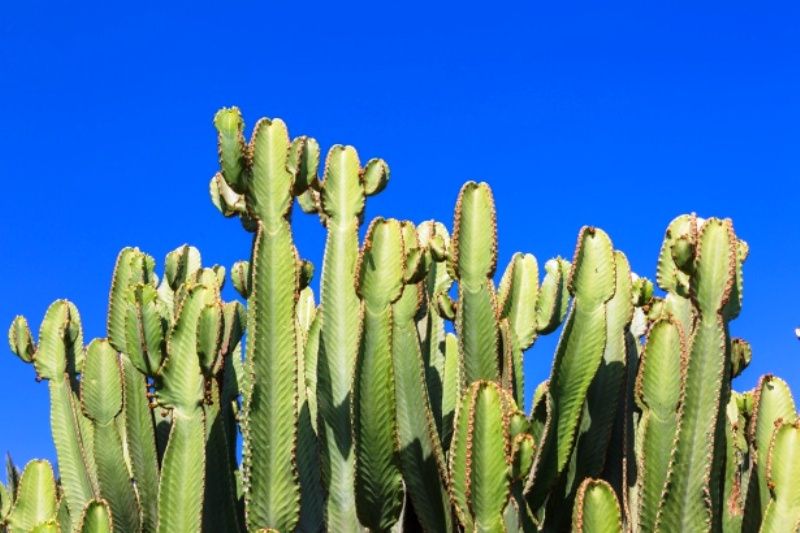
left=3, top=107, right=799, bottom=532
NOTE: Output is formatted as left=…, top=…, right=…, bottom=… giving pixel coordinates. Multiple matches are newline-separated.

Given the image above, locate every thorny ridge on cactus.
left=3, top=106, right=800, bottom=533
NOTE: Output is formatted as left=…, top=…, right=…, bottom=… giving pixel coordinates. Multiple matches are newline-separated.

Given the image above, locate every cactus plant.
left=4, top=107, right=799, bottom=533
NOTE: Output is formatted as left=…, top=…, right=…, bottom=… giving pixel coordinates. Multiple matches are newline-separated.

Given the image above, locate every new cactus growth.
left=4, top=107, right=799, bottom=533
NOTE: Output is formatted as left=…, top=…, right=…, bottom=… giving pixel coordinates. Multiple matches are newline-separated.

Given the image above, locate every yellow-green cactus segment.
left=213, top=113, right=303, bottom=532
left=353, top=218, right=405, bottom=531
left=119, top=355, right=159, bottom=533
left=748, top=374, right=797, bottom=520
left=441, top=332, right=461, bottom=448
left=656, top=218, right=738, bottom=532
left=214, top=107, right=248, bottom=194
left=722, top=391, right=749, bottom=532
left=760, top=420, right=800, bottom=532
left=391, top=221, right=452, bottom=533
left=18, top=300, right=98, bottom=522
left=107, top=247, right=156, bottom=355
left=5, top=460, right=58, bottom=533
left=634, top=318, right=687, bottom=533
left=8, top=315, right=34, bottom=363
left=548, top=251, right=632, bottom=530
left=80, top=339, right=140, bottom=533
left=572, top=478, right=623, bottom=533
left=416, top=220, right=453, bottom=440
left=526, top=227, right=615, bottom=507
left=497, top=253, right=538, bottom=406
left=498, top=253, right=539, bottom=352
left=655, top=214, right=696, bottom=298
left=316, top=144, right=384, bottom=532
left=730, top=338, right=752, bottom=379
left=449, top=381, right=512, bottom=533
left=535, top=258, right=571, bottom=335
left=154, top=282, right=217, bottom=533
left=295, top=288, right=324, bottom=533
left=78, top=499, right=114, bottom=533
left=450, top=181, right=501, bottom=384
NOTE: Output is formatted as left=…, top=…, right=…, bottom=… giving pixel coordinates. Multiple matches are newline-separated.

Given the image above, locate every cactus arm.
left=525, top=227, right=616, bottom=508
left=759, top=420, right=800, bottom=532
left=78, top=500, right=113, bottom=533
left=5, top=460, right=58, bottom=532
left=572, top=478, right=622, bottom=533
left=632, top=318, right=687, bottom=533
left=746, top=375, right=797, bottom=521
left=315, top=145, right=375, bottom=532
left=450, top=182, right=501, bottom=384
left=545, top=251, right=633, bottom=531
left=213, top=107, right=248, bottom=194
left=391, top=222, right=452, bottom=533
left=449, top=381, right=512, bottom=533
left=49, top=377, right=98, bottom=522
left=416, top=221, right=453, bottom=439
left=81, top=339, right=141, bottom=533
left=153, top=283, right=215, bottom=533
left=656, top=218, right=738, bottom=531
left=210, top=116, right=302, bottom=532
left=352, top=218, right=405, bottom=531
left=120, top=357, right=159, bottom=533
left=721, top=392, right=749, bottom=532
left=26, top=301, right=99, bottom=521
left=535, top=258, right=571, bottom=335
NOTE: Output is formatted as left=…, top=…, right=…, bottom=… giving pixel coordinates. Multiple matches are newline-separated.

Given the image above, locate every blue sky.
left=1, top=2, right=798, bottom=469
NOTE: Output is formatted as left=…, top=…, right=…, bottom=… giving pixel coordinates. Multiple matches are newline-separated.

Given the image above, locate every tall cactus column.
left=655, top=218, right=739, bottom=531
left=213, top=108, right=306, bottom=531
left=314, top=145, right=389, bottom=531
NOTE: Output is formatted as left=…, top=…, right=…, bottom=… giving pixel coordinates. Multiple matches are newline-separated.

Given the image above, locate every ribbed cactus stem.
left=655, top=218, right=739, bottom=531
left=634, top=317, right=687, bottom=533
left=80, top=339, right=140, bottom=533
left=214, top=114, right=303, bottom=531
left=526, top=226, right=616, bottom=511
left=392, top=221, right=452, bottom=533
left=315, top=145, right=388, bottom=532
left=353, top=218, right=405, bottom=531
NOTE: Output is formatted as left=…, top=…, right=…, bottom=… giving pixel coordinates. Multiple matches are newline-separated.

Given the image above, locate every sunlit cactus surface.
left=3, top=108, right=799, bottom=533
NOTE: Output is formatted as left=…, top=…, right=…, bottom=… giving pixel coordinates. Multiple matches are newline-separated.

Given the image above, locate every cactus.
left=213, top=108, right=306, bottom=532
left=5, top=108, right=800, bottom=533
left=314, top=144, right=389, bottom=532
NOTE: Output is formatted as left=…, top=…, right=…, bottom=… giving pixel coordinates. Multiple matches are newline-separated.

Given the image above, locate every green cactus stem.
left=450, top=181, right=501, bottom=385
left=315, top=144, right=388, bottom=532
left=449, top=381, right=514, bottom=533
left=353, top=218, right=405, bottom=531
left=572, top=478, right=622, bottom=533
left=80, top=339, right=141, bottom=533
left=392, top=221, right=452, bottom=533
left=214, top=108, right=308, bottom=531
left=655, top=218, right=739, bottom=531
left=5, top=460, right=58, bottom=533
left=526, top=227, right=616, bottom=512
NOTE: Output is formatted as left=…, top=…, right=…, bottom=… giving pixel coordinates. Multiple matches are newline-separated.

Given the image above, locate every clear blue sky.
left=1, top=2, right=798, bottom=469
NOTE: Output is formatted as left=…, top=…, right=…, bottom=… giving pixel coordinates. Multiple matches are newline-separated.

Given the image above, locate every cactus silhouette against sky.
left=3, top=108, right=799, bottom=533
